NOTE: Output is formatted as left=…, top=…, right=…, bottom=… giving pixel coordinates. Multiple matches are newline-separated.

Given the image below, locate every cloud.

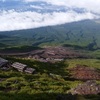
left=0, top=9, right=98, bottom=31
left=24, top=0, right=100, bottom=13
left=30, top=5, right=43, bottom=9
left=0, top=0, right=100, bottom=31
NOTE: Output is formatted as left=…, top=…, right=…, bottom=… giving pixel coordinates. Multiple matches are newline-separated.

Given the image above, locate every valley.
left=0, top=45, right=100, bottom=100
left=0, top=0, right=100, bottom=100
left=0, top=20, right=100, bottom=100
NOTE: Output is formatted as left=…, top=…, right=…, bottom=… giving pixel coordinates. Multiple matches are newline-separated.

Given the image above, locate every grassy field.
left=0, top=19, right=100, bottom=100
left=0, top=57, right=100, bottom=100
left=66, top=59, right=100, bottom=69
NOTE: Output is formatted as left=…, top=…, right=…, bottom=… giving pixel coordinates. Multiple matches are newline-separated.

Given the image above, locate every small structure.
left=24, top=67, right=36, bottom=74
left=12, top=62, right=27, bottom=72
left=0, top=57, right=8, bottom=67
left=72, top=80, right=100, bottom=95
left=12, top=62, right=36, bottom=74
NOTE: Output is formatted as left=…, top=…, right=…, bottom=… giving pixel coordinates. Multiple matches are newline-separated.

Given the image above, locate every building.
left=12, top=62, right=36, bottom=74
left=0, top=57, right=8, bottom=67
left=24, top=67, right=36, bottom=74
left=12, top=62, right=27, bottom=72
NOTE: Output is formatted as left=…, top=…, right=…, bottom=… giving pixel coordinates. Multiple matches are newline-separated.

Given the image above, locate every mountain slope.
left=0, top=19, right=100, bottom=49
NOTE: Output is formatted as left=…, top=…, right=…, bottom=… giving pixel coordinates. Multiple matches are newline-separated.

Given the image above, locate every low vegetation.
left=0, top=19, right=100, bottom=99
left=0, top=20, right=100, bottom=48
left=0, top=57, right=100, bottom=100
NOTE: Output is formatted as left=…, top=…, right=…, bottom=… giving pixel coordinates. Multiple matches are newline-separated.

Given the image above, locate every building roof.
left=0, top=57, right=8, bottom=67
left=12, top=62, right=27, bottom=70
left=24, top=67, right=36, bottom=74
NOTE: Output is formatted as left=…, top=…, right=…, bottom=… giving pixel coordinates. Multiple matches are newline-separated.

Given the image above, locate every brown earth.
left=72, top=80, right=100, bottom=95
left=0, top=47, right=90, bottom=59
left=69, top=65, right=100, bottom=80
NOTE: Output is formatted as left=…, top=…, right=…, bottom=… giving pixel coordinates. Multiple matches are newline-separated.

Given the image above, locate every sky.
left=0, top=0, right=100, bottom=31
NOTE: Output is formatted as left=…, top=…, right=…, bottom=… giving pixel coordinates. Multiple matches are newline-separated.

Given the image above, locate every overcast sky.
left=0, top=0, right=100, bottom=31
left=24, top=0, right=100, bottom=13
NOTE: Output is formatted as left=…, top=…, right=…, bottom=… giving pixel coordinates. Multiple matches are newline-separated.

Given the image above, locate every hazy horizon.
left=0, top=0, right=100, bottom=31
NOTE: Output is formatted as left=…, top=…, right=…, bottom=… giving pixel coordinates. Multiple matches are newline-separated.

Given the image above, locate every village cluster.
left=0, top=57, right=36, bottom=74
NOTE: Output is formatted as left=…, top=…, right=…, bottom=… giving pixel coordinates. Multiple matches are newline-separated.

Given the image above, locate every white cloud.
left=30, top=5, right=43, bottom=9
left=24, top=0, right=100, bottom=13
left=0, top=10, right=98, bottom=31
left=0, top=0, right=100, bottom=31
